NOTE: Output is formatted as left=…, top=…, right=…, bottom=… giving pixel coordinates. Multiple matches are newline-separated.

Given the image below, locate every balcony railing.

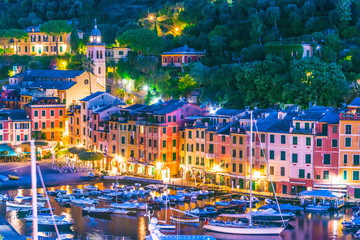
left=340, top=113, right=360, bottom=120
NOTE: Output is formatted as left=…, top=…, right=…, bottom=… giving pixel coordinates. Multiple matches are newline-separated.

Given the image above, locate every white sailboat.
left=157, top=186, right=176, bottom=230
left=169, top=207, right=200, bottom=223
left=203, top=111, right=287, bottom=235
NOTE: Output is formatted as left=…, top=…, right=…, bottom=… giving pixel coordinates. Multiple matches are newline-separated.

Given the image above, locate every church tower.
left=86, top=19, right=106, bottom=90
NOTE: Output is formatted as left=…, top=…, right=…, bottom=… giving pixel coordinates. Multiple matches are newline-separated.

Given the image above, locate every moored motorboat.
left=112, top=209, right=129, bottom=215
left=84, top=185, right=98, bottom=191
left=82, top=206, right=113, bottom=218
left=0, top=175, right=9, bottom=181
left=258, top=203, right=303, bottom=214
left=189, top=207, right=218, bottom=217
left=38, top=219, right=73, bottom=230
left=8, top=174, right=19, bottom=180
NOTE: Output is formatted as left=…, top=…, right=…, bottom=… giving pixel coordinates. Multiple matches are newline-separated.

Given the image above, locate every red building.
left=161, top=45, right=205, bottom=69
left=24, top=97, right=66, bottom=141
left=313, top=111, right=340, bottom=189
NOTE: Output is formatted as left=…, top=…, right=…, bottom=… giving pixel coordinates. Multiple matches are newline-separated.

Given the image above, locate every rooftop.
left=15, top=69, right=85, bottom=79
left=295, top=106, right=333, bottom=121
left=319, top=111, right=339, bottom=124
left=80, top=92, right=106, bottom=102
left=348, top=97, right=360, bottom=107
left=7, top=110, right=30, bottom=121
left=213, top=108, right=245, bottom=117
left=28, top=81, right=77, bottom=90
left=162, top=45, right=205, bottom=55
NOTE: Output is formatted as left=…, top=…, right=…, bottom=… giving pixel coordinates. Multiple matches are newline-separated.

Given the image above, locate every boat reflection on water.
left=205, top=232, right=283, bottom=240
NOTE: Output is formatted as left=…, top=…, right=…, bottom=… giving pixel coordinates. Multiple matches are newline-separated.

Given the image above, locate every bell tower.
left=86, top=19, right=106, bottom=90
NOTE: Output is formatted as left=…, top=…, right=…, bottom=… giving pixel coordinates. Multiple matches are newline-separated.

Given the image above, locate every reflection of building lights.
left=156, top=161, right=163, bottom=170
left=16, top=148, right=22, bottom=153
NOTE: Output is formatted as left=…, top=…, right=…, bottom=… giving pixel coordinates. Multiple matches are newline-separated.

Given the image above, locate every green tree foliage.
left=39, top=20, right=72, bottom=55
left=70, top=20, right=79, bottom=53
left=5, top=29, right=28, bottom=55
left=78, top=151, right=104, bottom=161
left=117, top=28, right=164, bottom=55
left=284, top=57, right=349, bottom=108
left=68, top=147, right=87, bottom=155
left=336, top=0, right=352, bottom=23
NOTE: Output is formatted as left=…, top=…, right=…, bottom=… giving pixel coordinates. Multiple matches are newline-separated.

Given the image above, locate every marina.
left=0, top=181, right=357, bottom=239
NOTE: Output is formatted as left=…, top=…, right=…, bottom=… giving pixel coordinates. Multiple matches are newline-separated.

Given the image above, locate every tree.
left=81, top=56, right=94, bottom=94
left=5, top=29, right=28, bottom=55
left=39, top=20, right=72, bottom=55
left=78, top=151, right=103, bottom=161
left=336, top=0, right=352, bottom=23
left=284, top=57, right=349, bottom=107
left=265, top=7, right=280, bottom=29
left=117, top=28, right=164, bottom=55
left=0, top=30, right=9, bottom=56
left=70, top=20, right=79, bottom=53
left=135, top=51, right=159, bottom=95
left=249, top=14, right=264, bottom=45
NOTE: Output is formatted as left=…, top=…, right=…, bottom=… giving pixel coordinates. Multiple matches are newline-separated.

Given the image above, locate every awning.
left=0, top=144, right=18, bottom=157
left=290, top=181, right=306, bottom=185
left=228, top=174, right=246, bottom=179
left=299, top=189, right=345, bottom=198
left=217, top=172, right=230, bottom=176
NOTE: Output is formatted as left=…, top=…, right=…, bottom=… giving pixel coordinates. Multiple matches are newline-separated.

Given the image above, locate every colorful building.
left=161, top=45, right=205, bottom=68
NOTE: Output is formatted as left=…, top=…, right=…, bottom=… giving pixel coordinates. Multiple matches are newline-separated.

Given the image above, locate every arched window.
left=98, top=67, right=101, bottom=74
left=100, top=50, right=103, bottom=59
left=96, top=50, right=99, bottom=59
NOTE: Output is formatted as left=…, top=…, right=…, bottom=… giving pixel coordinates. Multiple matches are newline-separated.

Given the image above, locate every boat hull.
left=170, top=216, right=199, bottom=223
left=203, top=224, right=284, bottom=235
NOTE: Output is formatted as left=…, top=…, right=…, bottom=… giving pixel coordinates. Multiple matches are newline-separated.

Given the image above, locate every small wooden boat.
left=8, top=174, right=19, bottom=180
left=170, top=207, right=199, bottom=223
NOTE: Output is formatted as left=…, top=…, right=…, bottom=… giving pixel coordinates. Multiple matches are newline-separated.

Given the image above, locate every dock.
left=103, top=175, right=163, bottom=184
left=0, top=215, right=25, bottom=240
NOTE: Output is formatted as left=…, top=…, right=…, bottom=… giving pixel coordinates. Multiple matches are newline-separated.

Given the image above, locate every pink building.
left=313, top=111, right=340, bottom=189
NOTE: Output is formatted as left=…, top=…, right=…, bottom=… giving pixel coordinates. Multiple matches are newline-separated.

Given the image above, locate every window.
left=201, top=158, right=204, bottom=166
left=345, top=125, right=352, bottom=134
left=42, top=122, right=46, bottom=129
left=333, top=125, right=337, bottom=133
left=281, top=167, right=285, bottom=176
left=345, top=138, right=352, bottom=147
left=306, top=137, right=311, bottom=146
left=34, top=111, right=38, bottom=117
left=239, top=136, right=243, bottom=144
left=173, top=139, right=176, bottom=147
left=163, top=127, right=166, bottom=134
left=323, top=171, right=329, bottom=180
left=209, top=144, right=214, bottom=153
left=293, top=136, right=298, bottom=145
left=292, top=153, right=298, bottom=163
left=222, top=136, right=225, bottom=142
left=233, top=136, right=236, bottom=144
left=299, top=169, right=305, bottom=178
left=209, top=133, right=213, bottom=141
left=221, top=146, right=225, bottom=154
left=306, top=154, right=311, bottom=164
left=163, top=140, right=166, bottom=148
left=232, top=150, right=236, bottom=157
left=34, top=122, right=38, bottom=129
left=154, top=140, right=157, bottom=147
left=295, top=122, right=300, bottom=130
left=42, top=110, right=46, bottom=116
left=201, top=131, right=205, bottom=139
left=281, top=151, right=286, bottom=160
left=17, top=135, right=20, bottom=141
left=260, top=165, right=265, bottom=174
left=168, top=116, right=171, bottom=122
left=173, top=153, right=176, bottom=161
left=59, top=121, right=63, bottom=128
left=232, top=163, right=236, bottom=172
left=261, top=134, right=265, bottom=143
left=354, top=155, right=360, bottom=166
left=344, top=170, right=347, bottom=180
left=305, top=123, right=310, bottom=130
left=172, top=127, right=176, bottom=133
left=201, top=144, right=204, bottom=152
left=239, top=164, right=243, bottom=173
left=188, top=156, right=192, bottom=164
left=188, top=131, right=192, bottom=139
left=354, top=171, right=359, bottom=181
left=270, top=166, right=274, bottom=175
left=316, top=139, right=322, bottom=147
left=59, top=110, right=63, bottom=116
left=50, top=110, right=54, bottom=116
left=344, top=154, right=348, bottom=164
left=269, top=150, right=274, bottom=160
left=281, top=135, right=286, bottom=144
left=324, top=154, right=330, bottom=165
left=332, top=139, right=338, bottom=148
left=163, top=154, right=167, bottom=162
left=82, top=103, right=86, bottom=109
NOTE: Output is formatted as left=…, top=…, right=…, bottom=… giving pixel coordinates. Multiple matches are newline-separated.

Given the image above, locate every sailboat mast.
left=249, top=111, right=253, bottom=226
left=31, top=139, right=38, bottom=240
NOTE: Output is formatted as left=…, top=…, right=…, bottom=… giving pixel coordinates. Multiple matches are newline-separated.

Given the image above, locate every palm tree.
left=82, top=56, right=94, bottom=94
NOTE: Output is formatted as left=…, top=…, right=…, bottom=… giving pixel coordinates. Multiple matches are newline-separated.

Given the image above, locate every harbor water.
left=0, top=182, right=355, bottom=240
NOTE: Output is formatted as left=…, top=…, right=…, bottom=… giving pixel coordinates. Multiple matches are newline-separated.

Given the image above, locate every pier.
left=0, top=215, right=24, bottom=240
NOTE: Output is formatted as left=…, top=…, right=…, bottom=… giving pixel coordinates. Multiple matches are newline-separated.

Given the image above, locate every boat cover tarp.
left=258, top=203, right=303, bottom=211
left=299, top=189, right=345, bottom=198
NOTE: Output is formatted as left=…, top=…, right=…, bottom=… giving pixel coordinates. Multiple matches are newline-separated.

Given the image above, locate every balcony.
left=340, top=113, right=360, bottom=120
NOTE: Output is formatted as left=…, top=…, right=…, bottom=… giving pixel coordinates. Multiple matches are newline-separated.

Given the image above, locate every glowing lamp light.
left=16, top=148, right=22, bottom=154
left=253, top=170, right=261, bottom=179
left=175, top=27, right=179, bottom=32
left=76, top=144, right=83, bottom=148
left=149, top=15, right=154, bottom=21
left=142, top=85, right=149, bottom=92
left=156, top=161, right=162, bottom=170
left=213, top=164, right=221, bottom=172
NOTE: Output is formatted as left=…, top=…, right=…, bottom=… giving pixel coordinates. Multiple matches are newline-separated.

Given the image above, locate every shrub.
left=78, top=152, right=104, bottom=161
